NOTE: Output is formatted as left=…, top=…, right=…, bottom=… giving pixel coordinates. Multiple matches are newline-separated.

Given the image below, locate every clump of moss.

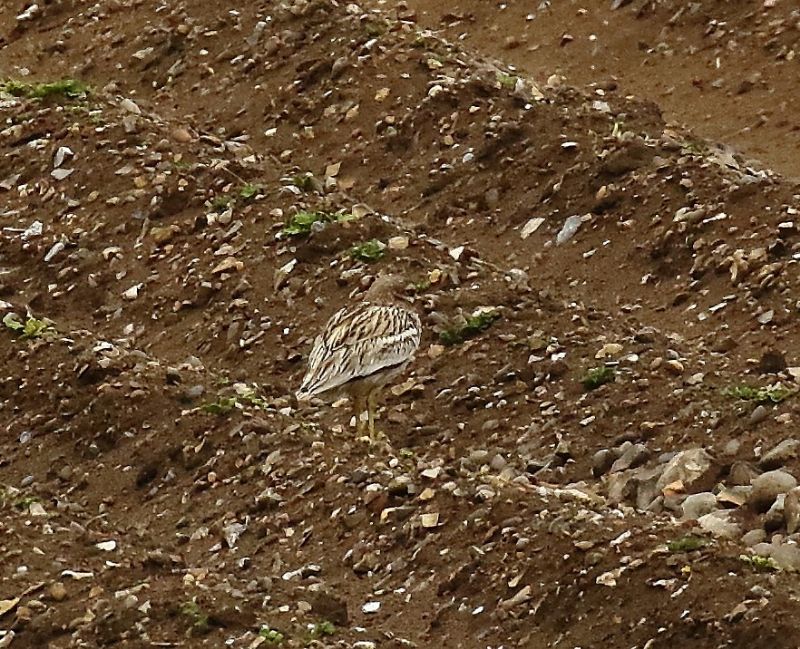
left=581, top=366, right=616, bottom=391
left=349, top=239, right=385, bottom=263
left=440, top=308, right=500, bottom=346
left=723, top=384, right=792, bottom=405
left=1, top=79, right=89, bottom=100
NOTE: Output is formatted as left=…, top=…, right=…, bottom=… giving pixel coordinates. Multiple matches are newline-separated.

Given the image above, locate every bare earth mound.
left=1, top=2, right=800, bottom=648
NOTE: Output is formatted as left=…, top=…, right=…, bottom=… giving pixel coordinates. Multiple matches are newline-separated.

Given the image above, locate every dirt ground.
left=1, top=1, right=800, bottom=648
left=407, top=0, right=800, bottom=180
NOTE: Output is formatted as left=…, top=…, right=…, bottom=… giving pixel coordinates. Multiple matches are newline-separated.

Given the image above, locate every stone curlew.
left=296, top=274, right=422, bottom=439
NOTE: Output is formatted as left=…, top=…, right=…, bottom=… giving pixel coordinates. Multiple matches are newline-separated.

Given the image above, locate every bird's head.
left=363, top=272, right=411, bottom=304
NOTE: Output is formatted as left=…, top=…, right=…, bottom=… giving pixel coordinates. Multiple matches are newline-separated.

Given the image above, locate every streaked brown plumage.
left=296, top=275, right=422, bottom=437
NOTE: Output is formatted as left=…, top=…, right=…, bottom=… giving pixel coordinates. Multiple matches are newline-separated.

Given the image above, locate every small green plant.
left=412, top=279, right=431, bottom=294
left=259, top=625, right=285, bottom=644
left=239, top=184, right=260, bottom=200
left=3, top=313, right=55, bottom=339
left=201, top=396, right=238, bottom=415
left=201, top=384, right=267, bottom=415
left=724, top=385, right=792, bottom=404
left=281, top=210, right=356, bottom=237
left=180, top=599, right=210, bottom=633
left=680, top=139, right=709, bottom=156
left=582, top=366, right=616, bottom=391
left=13, top=495, right=40, bottom=510
left=667, top=536, right=708, bottom=553
left=282, top=210, right=331, bottom=236
left=349, top=239, right=385, bottom=263
left=496, top=72, right=518, bottom=90
left=4, top=313, right=25, bottom=333
left=211, top=194, right=233, bottom=212
left=288, top=173, right=318, bottom=192
left=309, top=620, right=335, bottom=638
left=440, top=309, right=500, bottom=346
left=233, top=383, right=268, bottom=409
left=740, top=554, right=779, bottom=572
left=1, top=78, right=89, bottom=100
left=0, top=486, right=18, bottom=509
left=364, top=20, right=386, bottom=37
left=411, top=33, right=430, bottom=49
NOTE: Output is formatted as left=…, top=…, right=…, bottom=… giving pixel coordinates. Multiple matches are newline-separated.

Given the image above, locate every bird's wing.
left=298, top=304, right=421, bottom=397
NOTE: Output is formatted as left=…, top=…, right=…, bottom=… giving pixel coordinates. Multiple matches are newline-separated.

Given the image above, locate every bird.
left=296, top=274, right=422, bottom=440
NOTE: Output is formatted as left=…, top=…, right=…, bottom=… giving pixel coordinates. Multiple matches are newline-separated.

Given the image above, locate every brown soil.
left=1, top=1, right=799, bottom=648
left=407, top=0, right=800, bottom=180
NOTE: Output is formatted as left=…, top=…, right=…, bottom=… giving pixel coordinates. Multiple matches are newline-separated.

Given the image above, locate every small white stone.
left=421, top=513, right=439, bottom=528
left=361, top=601, right=380, bottom=614
left=521, top=217, right=545, bottom=239
left=122, top=284, right=141, bottom=300
left=388, top=236, right=409, bottom=250
left=119, top=98, right=141, bottom=114
left=51, top=168, right=74, bottom=180
left=53, top=146, right=73, bottom=168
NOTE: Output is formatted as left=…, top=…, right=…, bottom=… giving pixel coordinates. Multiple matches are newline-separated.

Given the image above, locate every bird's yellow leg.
left=367, top=392, right=375, bottom=438
left=367, top=391, right=386, bottom=442
left=353, top=395, right=366, bottom=435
